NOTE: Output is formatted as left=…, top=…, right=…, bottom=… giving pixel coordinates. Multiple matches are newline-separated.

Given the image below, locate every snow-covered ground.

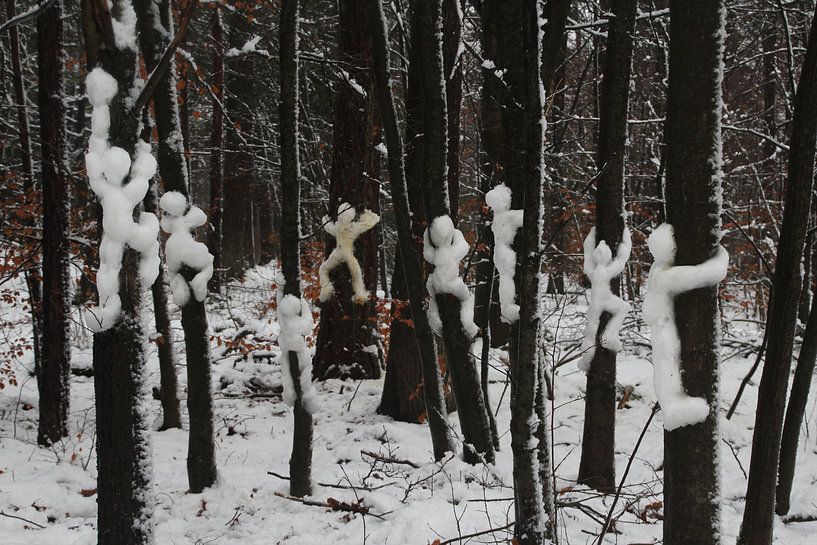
left=1, top=265, right=816, bottom=544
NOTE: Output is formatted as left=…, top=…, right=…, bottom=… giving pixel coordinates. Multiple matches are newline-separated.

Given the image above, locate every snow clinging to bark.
left=579, top=227, right=632, bottom=371
left=276, top=277, right=318, bottom=413
left=319, top=203, right=379, bottom=303
left=83, top=68, right=160, bottom=331
left=486, top=184, right=523, bottom=323
left=643, top=223, right=728, bottom=430
left=423, top=215, right=478, bottom=338
left=159, top=191, right=214, bottom=307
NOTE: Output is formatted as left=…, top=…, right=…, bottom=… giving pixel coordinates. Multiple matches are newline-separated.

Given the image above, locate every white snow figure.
left=83, top=68, right=160, bottom=332
left=276, top=275, right=318, bottom=413
left=423, top=215, right=478, bottom=338
left=319, top=203, right=380, bottom=303
left=579, top=226, right=632, bottom=371
left=159, top=191, right=214, bottom=307
left=485, top=183, right=523, bottom=323
left=643, top=223, right=729, bottom=431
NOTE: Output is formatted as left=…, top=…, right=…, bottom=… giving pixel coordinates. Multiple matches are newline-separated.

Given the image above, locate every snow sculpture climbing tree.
left=485, top=183, right=523, bottom=323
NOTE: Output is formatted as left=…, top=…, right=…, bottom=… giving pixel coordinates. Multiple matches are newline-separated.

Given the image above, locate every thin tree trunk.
left=662, top=3, right=727, bottom=545
left=577, top=0, right=637, bottom=493
left=738, top=7, right=817, bottom=545
left=208, top=8, right=225, bottom=292
left=368, top=0, right=455, bottom=461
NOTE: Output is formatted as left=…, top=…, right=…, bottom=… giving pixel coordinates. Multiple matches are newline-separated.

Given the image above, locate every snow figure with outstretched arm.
left=319, top=203, right=379, bottom=303
left=84, top=68, right=160, bottom=331
left=485, top=183, right=523, bottom=323
left=643, top=223, right=728, bottom=430
left=159, top=192, right=214, bottom=306
left=579, top=226, right=632, bottom=371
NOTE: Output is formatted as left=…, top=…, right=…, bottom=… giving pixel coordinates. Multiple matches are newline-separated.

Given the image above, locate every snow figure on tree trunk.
left=486, top=183, right=523, bottom=323
left=579, top=226, right=632, bottom=371
left=276, top=275, right=319, bottom=413
left=319, top=203, right=380, bottom=303
left=423, top=215, right=478, bottom=337
left=159, top=191, right=214, bottom=307
left=83, top=68, right=160, bottom=331
left=643, top=223, right=728, bottom=430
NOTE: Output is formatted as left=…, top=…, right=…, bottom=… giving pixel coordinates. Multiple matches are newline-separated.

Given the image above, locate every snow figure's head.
left=85, top=67, right=118, bottom=107
left=160, top=191, right=207, bottom=235
left=486, top=183, right=512, bottom=213
left=160, top=191, right=188, bottom=217
left=592, top=241, right=613, bottom=267
left=102, top=147, right=132, bottom=187
left=428, top=214, right=456, bottom=248
left=648, top=223, right=676, bottom=266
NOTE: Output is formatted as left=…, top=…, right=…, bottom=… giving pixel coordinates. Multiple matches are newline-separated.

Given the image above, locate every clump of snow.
left=111, top=0, right=138, bottom=51
left=579, top=227, right=632, bottom=371
left=276, top=276, right=318, bottom=413
left=159, top=191, right=214, bottom=307
left=423, top=215, right=478, bottom=338
left=83, top=68, right=159, bottom=332
left=319, top=203, right=380, bottom=303
left=486, top=184, right=523, bottom=323
left=643, top=223, right=729, bottom=430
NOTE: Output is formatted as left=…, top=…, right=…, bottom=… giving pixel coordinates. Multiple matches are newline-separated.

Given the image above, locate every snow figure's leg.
left=600, top=298, right=630, bottom=353
left=346, top=250, right=368, bottom=303
left=579, top=308, right=601, bottom=372
left=318, top=250, right=339, bottom=301
left=652, top=325, right=709, bottom=430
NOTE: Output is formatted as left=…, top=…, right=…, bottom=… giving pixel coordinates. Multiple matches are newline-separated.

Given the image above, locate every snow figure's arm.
left=607, top=226, right=632, bottom=274
left=583, top=227, right=597, bottom=277
left=662, top=245, right=729, bottom=295
left=129, top=212, right=161, bottom=286
left=348, top=209, right=380, bottom=239
left=276, top=281, right=318, bottom=413
left=123, top=142, right=156, bottom=204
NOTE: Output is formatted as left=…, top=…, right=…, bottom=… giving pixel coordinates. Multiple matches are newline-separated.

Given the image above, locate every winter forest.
left=3, top=0, right=817, bottom=544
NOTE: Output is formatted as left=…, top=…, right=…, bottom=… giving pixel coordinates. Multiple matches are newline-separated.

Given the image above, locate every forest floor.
left=1, top=264, right=816, bottom=545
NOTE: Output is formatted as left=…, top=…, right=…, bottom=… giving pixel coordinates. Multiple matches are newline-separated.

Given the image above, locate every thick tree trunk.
left=577, top=0, right=637, bottom=493
left=313, top=0, right=383, bottom=381
left=738, top=7, right=817, bottom=545
left=36, top=0, right=71, bottom=447
left=662, top=3, right=727, bottom=545
left=368, top=0, right=455, bottom=461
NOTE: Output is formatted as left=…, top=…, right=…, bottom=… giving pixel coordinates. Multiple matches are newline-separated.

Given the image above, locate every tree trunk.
left=208, top=8, right=225, bottom=292
left=313, top=0, right=383, bottom=381
left=738, top=7, right=817, bottom=545
left=577, top=0, right=637, bottom=493
left=368, top=0, right=455, bottom=461
left=662, top=3, right=727, bottom=545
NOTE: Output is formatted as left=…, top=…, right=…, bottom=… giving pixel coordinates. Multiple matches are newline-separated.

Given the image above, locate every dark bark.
left=662, top=2, right=726, bottom=545
left=36, top=0, right=71, bottom=447
left=208, top=9, right=225, bottom=292
left=280, top=0, right=314, bottom=498
left=368, top=0, right=455, bottom=460
left=738, top=6, right=817, bottom=545
left=313, top=0, right=383, bottom=381
left=577, top=0, right=637, bottom=493
left=443, top=0, right=463, bottom=219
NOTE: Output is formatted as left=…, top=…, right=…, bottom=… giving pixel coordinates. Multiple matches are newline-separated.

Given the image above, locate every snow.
left=319, top=203, right=379, bottom=303
left=643, top=224, right=729, bottom=430
left=159, top=191, right=214, bottom=307
left=110, top=0, right=138, bottom=51
left=579, top=226, right=632, bottom=371
left=83, top=68, right=160, bottom=331
left=486, top=183, right=523, bottom=323
left=423, top=215, right=478, bottom=337
left=275, top=276, right=318, bottom=412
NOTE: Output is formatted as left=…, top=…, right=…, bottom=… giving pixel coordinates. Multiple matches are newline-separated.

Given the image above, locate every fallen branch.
left=273, top=491, right=385, bottom=520
left=0, top=510, right=46, bottom=529
left=361, top=449, right=420, bottom=469
left=436, top=521, right=514, bottom=545
left=267, top=471, right=394, bottom=492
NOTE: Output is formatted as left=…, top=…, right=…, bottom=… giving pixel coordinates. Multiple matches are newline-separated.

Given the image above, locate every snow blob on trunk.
left=423, top=215, right=478, bottom=337
left=579, top=226, right=632, bottom=371
left=485, top=183, right=523, bottom=323
left=276, top=277, right=318, bottom=413
left=159, top=191, right=214, bottom=307
left=319, top=203, right=379, bottom=303
left=643, top=223, right=728, bottom=430
left=83, top=68, right=160, bottom=332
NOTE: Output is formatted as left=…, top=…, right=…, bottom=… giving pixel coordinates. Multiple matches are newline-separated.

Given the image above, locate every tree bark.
left=662, top=3, right=727, bottom=545
left=577, top=0, right=637, bottom=493
left=738, top=6, right=817, bottom=545
left=208, top=8, right=225, bottom=292
left=368, top=0, right=455, bottom=461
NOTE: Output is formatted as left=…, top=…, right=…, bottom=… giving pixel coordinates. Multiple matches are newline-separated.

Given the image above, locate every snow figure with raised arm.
left=276, top=274, right=318, bottom=413
left=319, top=203, right=380, bottom=303
left=159, top=191, right=215, bottom=307
left=579, top=226, right=632, bottom=371
left=643, top=223, right=729, bottom=431
left=485, top=183, right=524, bottom=323
left=83, top=68, right=160, bottom=331
left=423, top=215, right=478, bottom=338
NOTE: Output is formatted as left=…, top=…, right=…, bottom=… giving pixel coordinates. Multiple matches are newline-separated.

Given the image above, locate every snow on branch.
left=486, top=184, right=523, bottom=323
left=276, top=277, right=318, bottom=413
left=319, top=203, right=379, bottom=303
left=83, top=68, right=160, bottom=332
left=159, top=191, right=214, bottom=307
left=644, top=223, right=729, bottom=430
left=579, top=226, right=632, bottom=371
left=423, top=215, right=478, bottom=338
